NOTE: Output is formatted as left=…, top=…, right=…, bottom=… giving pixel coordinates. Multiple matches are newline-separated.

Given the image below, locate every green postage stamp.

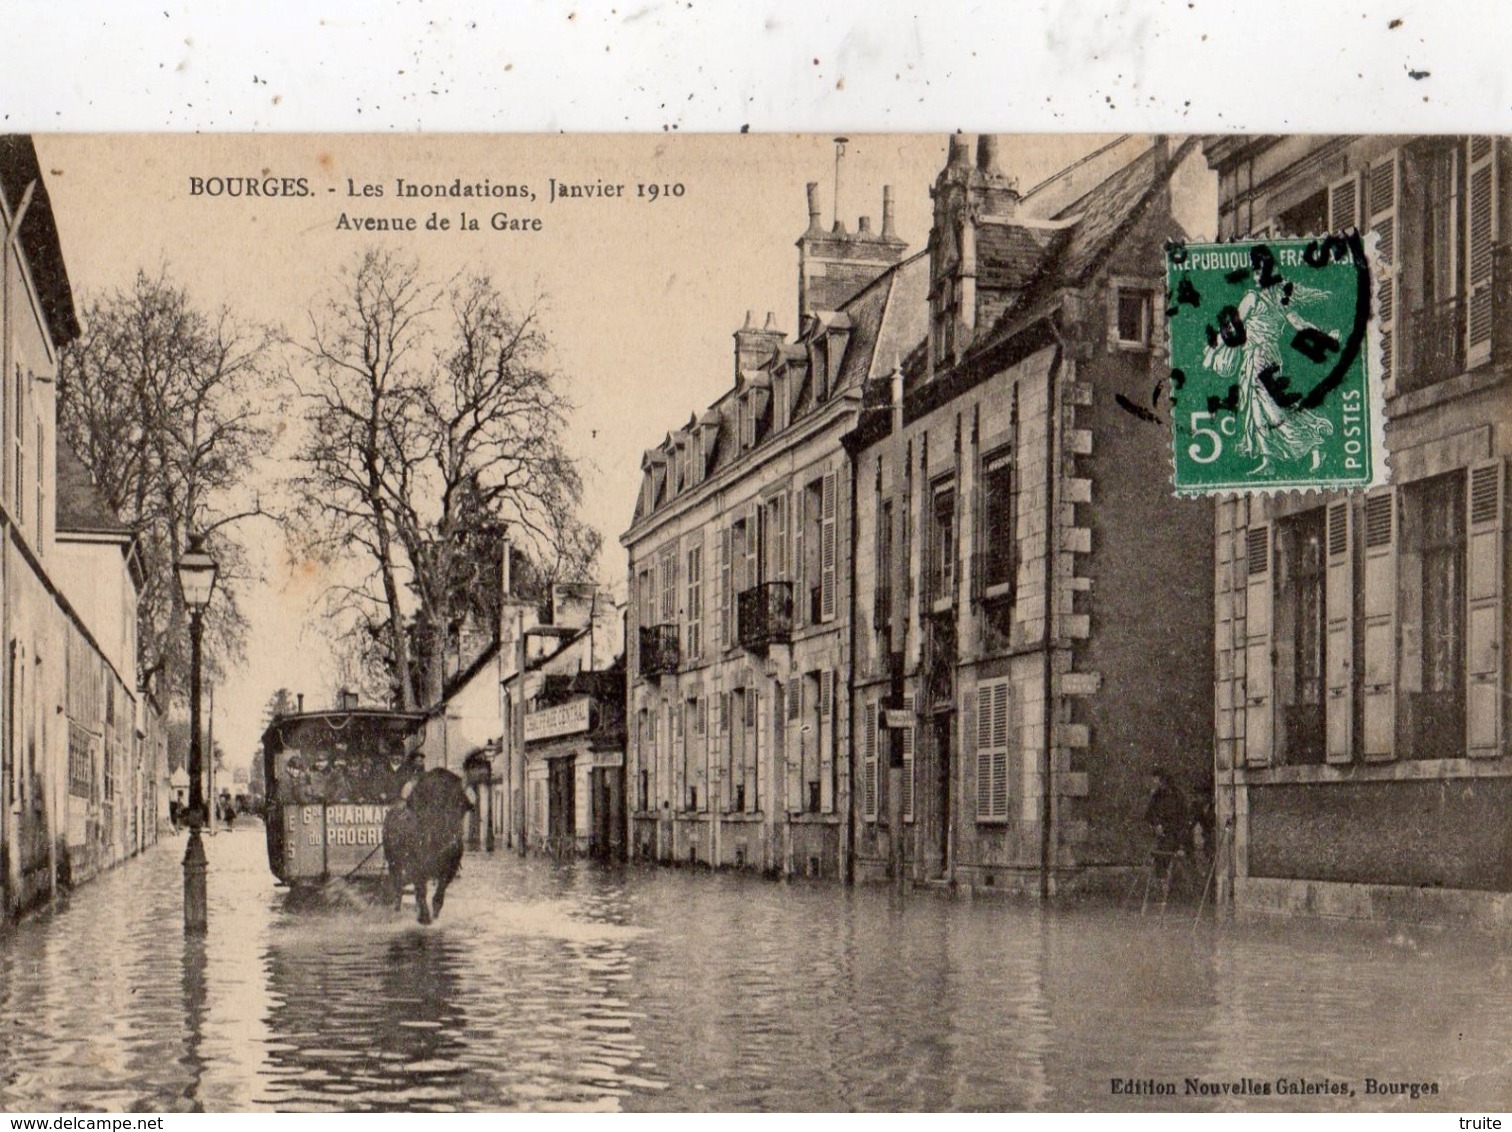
left=1164, top=235, right=1387, bottom=494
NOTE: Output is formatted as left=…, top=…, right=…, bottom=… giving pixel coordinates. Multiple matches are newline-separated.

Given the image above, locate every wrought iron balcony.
left=737, top=580, right=794, bottom=651
left=638, top=623, right=680, bottom=679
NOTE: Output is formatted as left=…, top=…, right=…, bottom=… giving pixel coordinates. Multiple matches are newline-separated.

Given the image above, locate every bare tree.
left=291, top=250, right=598, bottom=709
left=57, top=268, right=278, bottom=701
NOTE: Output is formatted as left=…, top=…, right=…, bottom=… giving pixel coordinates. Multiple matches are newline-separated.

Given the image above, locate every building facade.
left=1205, top=135, right=1512, bottom=923
left=519, top=648, right=626, bottom=860
left=846, top=136, right=1215, bottom=893
left=0, top=136, right=162, bottom=921
left=623, top=183, right=926, bottom=878
left=421, top=575, right=624, bottom=859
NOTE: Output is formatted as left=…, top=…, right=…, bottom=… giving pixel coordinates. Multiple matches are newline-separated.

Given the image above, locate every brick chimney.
left=797, top=181, right=908, bottom=322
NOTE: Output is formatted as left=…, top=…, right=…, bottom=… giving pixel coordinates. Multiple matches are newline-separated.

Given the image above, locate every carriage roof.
left=260, top=709, right=428, bottom=757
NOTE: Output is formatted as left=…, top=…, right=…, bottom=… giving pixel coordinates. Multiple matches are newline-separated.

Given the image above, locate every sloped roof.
left=1047, top=138, right=1192, bottom=285
left=833, top=250, right=929, bottom=393
left=976, top=222, right=1064, bottom=289
left=56, top=442, right=132, bottom=537
left=633, top=249, right=929, bottom=522
left=0, top=137, right=79, bottom=347
left=984, top=138, right=1198, bottom=331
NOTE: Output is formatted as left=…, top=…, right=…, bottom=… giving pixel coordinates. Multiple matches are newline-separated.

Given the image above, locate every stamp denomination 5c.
left=1164, top=235, right=1386, bottom=494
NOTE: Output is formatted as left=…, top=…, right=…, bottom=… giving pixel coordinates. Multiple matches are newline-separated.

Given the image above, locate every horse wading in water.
left=382, top=768, right=473, bottom=923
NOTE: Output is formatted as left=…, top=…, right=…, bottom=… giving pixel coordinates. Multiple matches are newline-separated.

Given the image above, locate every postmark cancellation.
left=1164, top=233, right=1390, bottom=495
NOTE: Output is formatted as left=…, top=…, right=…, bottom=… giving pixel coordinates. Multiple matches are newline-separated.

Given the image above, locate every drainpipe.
left=513, top=609, right=527, bottom=856
left=1041, top=322, right=1067, bottom=902
left=846, top=438, right=861, bottom=886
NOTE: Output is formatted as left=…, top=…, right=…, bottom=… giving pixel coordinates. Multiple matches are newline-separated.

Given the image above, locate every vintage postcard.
left=0, top=130, right=1507, bottom=1115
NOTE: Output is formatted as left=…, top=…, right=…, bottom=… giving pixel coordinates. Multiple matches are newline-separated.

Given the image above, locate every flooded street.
left=1, top=822, right=1509, bottom=1111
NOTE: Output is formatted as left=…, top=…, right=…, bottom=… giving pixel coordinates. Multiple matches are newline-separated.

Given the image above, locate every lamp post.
left=178, top=535, right=218, bottom=934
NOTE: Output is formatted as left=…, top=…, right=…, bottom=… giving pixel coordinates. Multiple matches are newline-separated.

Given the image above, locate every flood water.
left=0, top=820, right=1508, bottom=1111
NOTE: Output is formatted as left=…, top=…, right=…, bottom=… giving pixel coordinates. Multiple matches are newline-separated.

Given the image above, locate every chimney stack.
left=805, top=182, right=824, bottom=234
left=735, top=309, right=785, bottom=381
left=977, top=134, right=1004, bottom=178
left=797, top=181, right=909, bottom=320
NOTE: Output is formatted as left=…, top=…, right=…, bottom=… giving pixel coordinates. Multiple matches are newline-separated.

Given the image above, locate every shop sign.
left=525, top=696, right=592, bottom=741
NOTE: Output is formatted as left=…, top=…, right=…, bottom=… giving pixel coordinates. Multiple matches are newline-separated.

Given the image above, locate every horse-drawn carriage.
left=261, top=707, right=429, bottom=888
left=261, top=707, right=475, bottom=921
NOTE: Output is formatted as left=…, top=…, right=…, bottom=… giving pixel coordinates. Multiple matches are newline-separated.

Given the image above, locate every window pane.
left=1116, top=292, right=1148, bottom=343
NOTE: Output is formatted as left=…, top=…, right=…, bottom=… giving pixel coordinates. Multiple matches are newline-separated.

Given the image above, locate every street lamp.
left=178, top=534, right=218, bottom=934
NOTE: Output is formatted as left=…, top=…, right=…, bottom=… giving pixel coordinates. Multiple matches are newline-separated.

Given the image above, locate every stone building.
left=1203, top=135, right=1512, bottom=923
left=420, top=574, right=622, bottom=858
left=0, top=136, right=162, bottom=920
left=515, top=603, right=626, bottom=860
left=622, top=181, right=926, bottom=877
left=844, top=136, right=1215, bottom=893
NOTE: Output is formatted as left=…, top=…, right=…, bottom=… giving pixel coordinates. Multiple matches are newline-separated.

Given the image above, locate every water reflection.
left=0, top=822, right=1509, bottom=1111
left=178, top=935, right=208, bottom=1112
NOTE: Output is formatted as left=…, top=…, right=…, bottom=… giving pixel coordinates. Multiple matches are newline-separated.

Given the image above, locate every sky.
left=33, top=132, right=1213, bottom=774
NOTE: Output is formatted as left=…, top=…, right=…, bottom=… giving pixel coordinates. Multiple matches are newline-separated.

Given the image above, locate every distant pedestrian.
left=1189, top=771, right=1216, bottom=858
left=1144, top=768, right=1188, bottom=879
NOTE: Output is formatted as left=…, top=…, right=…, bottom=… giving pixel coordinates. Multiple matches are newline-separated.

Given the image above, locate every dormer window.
left=1114, top=287, right=1152, bottom=349
left=813, top=339, right=829, bottom=402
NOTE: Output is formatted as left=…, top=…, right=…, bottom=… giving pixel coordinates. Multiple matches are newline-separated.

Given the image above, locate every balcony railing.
left=737, top=580, right=794, bottom=651
left=638, top=623, right=680, bottom=678
left=1402, top=295, right=1465, bottom=394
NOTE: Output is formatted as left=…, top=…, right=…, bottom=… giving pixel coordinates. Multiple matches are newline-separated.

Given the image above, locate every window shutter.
left=974, top=681, right=989, bottom=820
left=716, top=689, right=730, bottom=810
left=797, top=678, right=810, bottom=813
left=647, top=709, right=659, bottom=807
left=746, top=502, right=760, bottom=591
left=772, top=683, right=786, bottom=811
left=1328, top=172, right=1360, bottom=233
left=698, top=535, right=711, bottom=662
left=719, top=527, right=732, bottom=650
left=1324, top=501, right=1356, bottom=763
left=820, top=470, right=838, bottom=622
left=863, top=699, right=878, bottom=821
left=794, top=488, right=807, bottom=628
left=1244, top=524, right=1274, bottom=768
left=819, top=669, right=835, bottom=813
left=745, top=688, right=759, bottom=812
left=699, top=698, right=710, bottom=809
left=1368, top=152, right=1399, bottom=395
left=900, top=692, right=916, bottom=822
left=1466, top=138, right=1498, bottom=366
left=792, top=680, right=804, bottom=810
left=1361, top=489, right=1398, bottom=760
left=674, top=700, right=686, bottom=805
left=775, top=492, right=789, bottom=579
left=975, top=680, right=1009, bottom=820
left=1467, top=459, right=1505, bottom=757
